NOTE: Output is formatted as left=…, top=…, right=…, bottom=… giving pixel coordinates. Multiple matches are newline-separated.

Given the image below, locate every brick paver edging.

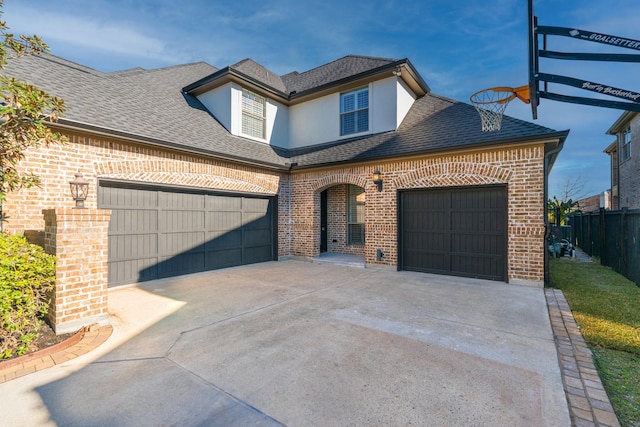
left=546, top=289, right=621, bottom=427
left=0, top=323, right=113, bottom=384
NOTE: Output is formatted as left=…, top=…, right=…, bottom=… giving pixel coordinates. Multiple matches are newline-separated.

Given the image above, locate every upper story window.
left=340, top=87, right=369, bottom=136
left=621, top=126, right=631, bottom=162
left=241, top=89, right=266, bottom=139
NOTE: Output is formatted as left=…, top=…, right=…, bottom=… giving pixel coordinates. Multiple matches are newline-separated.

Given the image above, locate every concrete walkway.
left=0, top=260, right=571, bottom=426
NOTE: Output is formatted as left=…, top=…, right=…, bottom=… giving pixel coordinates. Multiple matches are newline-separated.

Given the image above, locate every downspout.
left=285, top=162, right=297, bottom=259
left=543, top=141, right=566, bottom=285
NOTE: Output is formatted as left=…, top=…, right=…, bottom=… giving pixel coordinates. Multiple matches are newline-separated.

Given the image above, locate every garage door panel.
left=206, top=249, right=242, bottom=269
left=101, top=186, right=158, bottom=209
left=243, top=212, right=272, bottom=229
left=109, top=234, right=158, bottom=261
left=244, top=245, right=274, bottom=264
left=109, top=209, right=158, bottom=234
left=161, top=210, right=205, bottom=232
left=159, top=231, right=205, bottom=255
left=400, top=186, right=507, bottom=281
left=206, top=195, right=242, bottom=211
left=158, top=252, right=205, bottom=277
left=243, top=197, right=270, bottom=211
left=109, top=258, right=158, bottom=285
left=206, top=230, right=242, bottom=250
left=160, top=192, right=205, bottom=209
left=244, top=228, right=272, bottom=246
left=452, top=254, right=503, bottom=277
left=404, top=251, right=447, bottom=273
left=208, top=211, right=243, bottom=231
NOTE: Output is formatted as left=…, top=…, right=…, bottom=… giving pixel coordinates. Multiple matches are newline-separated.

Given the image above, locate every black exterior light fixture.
left=69, top=172, right=89, bottom=208
left=372, top=168, right=383, bottom=192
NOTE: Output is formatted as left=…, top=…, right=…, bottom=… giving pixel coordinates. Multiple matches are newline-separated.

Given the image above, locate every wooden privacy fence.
left=570, top=208, right=640, bottom=287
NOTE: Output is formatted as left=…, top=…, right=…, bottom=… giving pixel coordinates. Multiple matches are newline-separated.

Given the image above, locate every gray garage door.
left=98, top=182, right=277, bottom=286
left=399, top=185, right=507, bottom=281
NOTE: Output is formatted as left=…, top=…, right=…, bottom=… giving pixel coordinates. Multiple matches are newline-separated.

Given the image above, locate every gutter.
left=50, top=120, right=291, bottom=172
left=183, top=66, right=291, bottom=99
left=606, top=110, right=637, bottom=134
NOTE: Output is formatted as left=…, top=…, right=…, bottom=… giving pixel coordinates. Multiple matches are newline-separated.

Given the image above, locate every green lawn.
left=549, top=258, right=640, bottom=427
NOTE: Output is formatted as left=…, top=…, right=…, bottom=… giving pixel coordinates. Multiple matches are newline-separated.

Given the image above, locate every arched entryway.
left=319, top=184, right=366, bottom=256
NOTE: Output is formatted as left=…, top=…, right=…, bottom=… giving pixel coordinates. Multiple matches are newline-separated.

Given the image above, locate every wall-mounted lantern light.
left=69, top=172, right=89, bottom=209
left=372, top=169, right=383, bottom=192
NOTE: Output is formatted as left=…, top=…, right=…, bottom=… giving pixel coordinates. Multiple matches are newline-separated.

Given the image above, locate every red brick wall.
left=5, top=129, right=550, bottom=286
left=4, top=130, right=285, bottom=238
left=289, top=144, right=547, bottom=285
left=618, top=114, right=640, bottom=209
left=43, top=208, right=111, bottom=333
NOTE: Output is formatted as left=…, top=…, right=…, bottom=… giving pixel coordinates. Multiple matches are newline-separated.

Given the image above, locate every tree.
left=0, top=0, right=65, bottom=204
left=551, top=175, right=587, bottom=204
left=548, top=175, right=587, bottom=226
left=548, top=196, right=580, bottom=226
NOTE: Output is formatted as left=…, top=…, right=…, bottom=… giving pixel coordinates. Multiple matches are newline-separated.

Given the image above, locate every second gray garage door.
left=98, top=182, right=277, bottom=286
left=398, top=185, right=507, bottom=281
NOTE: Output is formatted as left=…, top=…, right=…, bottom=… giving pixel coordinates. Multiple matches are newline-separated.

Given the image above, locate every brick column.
left=42, top=208, right=111, bottom=334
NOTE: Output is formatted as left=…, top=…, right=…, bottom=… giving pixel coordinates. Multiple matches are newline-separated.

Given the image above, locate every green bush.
left=0, top=233, right=55, bottom=359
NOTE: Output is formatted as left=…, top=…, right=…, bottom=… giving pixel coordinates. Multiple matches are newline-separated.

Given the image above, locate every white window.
left=347, top=185, right=365, bottom=244
left=340, top=87, right=369, bottom=136
left=241, top=89, right=266, bottom=139
left=621, top=126, right=632, bottom=161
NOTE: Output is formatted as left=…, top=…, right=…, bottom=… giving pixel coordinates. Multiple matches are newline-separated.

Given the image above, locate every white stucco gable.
left=189, top=56, right=427, bottom=150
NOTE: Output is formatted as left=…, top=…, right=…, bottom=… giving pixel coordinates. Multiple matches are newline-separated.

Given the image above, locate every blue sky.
left=4, top=0, right=639, bottom=199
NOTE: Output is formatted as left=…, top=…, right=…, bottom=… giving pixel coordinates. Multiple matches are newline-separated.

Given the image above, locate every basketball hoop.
left=470, top=85, right=530, bottom=131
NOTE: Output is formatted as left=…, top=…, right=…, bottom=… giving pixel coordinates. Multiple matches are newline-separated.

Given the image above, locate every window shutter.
left=341, top=92, right=356, bottom=113
left=340, top=88, right=369, bottom=136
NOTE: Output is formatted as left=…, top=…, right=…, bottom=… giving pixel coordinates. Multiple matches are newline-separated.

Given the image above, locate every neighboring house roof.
left=576, top=194, right=601, bottom=213
left=604, top=140, right=617, bottom=154
left=607, top=111, right=639, bottom=134
left=3, top=52, right=568, bottom=171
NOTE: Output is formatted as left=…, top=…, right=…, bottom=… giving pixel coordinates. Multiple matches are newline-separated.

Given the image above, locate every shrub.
left=0, top=233, right=55, bottom=359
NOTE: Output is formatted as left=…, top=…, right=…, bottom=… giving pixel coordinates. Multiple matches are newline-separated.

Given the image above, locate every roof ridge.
left=344, top=54, right=399, bottom=62
left=291, top=54, right=396, bottom=77
left=230, top=58, right=279, bottom=75
left=230, top=58, right=253, bottom=68
left=18, top=52, right=104, bottom=76
left=116, top=61, right=217, bottom=74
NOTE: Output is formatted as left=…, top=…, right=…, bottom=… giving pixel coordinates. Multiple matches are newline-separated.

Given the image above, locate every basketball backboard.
left=527, top=0, right=640, bottom=119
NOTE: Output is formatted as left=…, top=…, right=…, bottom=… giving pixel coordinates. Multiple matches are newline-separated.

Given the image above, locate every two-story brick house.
left=3, top=52, right=568, bottom=291
left=605, top=111, right=640, bottom=210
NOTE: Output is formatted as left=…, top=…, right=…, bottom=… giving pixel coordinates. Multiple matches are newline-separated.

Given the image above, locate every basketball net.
left=470, top=85, right=530, bottom=131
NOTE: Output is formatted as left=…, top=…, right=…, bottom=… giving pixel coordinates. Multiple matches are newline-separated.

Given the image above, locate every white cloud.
left=4, top=4, right=172, bottom=63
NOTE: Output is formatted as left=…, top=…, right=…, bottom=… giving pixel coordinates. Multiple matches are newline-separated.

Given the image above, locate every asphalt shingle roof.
left=4, top=53, right=289, bottom=167
left=3, top=53, right=567, bottom=170
left=230, top=58, right=287, bottom=93
left=281, top=55, right=398, bottom=94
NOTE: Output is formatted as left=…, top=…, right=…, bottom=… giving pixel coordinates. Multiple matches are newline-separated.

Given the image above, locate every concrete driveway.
left=0, top=260, right=569, bottom=426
